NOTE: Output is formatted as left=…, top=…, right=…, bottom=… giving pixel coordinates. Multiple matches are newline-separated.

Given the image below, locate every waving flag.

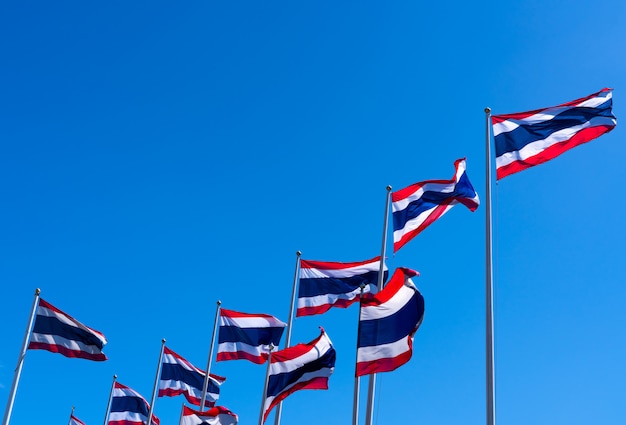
left=392, top=158, right=479, bottom=252
left=70, top=415, right=87, bottom=425
left=27, top=299, right=107, bottom=361
left=356, top=267, right=424, bottom=376
left=109, top=382, right=159, bottom=425
left=158, top=346, right=225, bottom=407
left=262, top=329, right=335, bottom=423
left=492, top=88, right=617, bottom=179
left=181, top=405, right=238, bottom=425
left=297, top=257, right=388, bottom=317
left=217, top=309, right=286, bottom=364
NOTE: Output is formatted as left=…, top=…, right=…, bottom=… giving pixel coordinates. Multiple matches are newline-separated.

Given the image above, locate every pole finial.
left=386, top=185, right=392, bottom=191
left=217, top=300, right=222, bottom=306
left=485, top=107, right=491, bottom=114
left=35, top=288, right=41, bottom=295
left=113, top=374, right=117, bottom=379
left=296, top=250, right=302, bottom=257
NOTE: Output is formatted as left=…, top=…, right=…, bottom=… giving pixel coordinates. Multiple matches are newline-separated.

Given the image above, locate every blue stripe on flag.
left=218, top=326, right=284, bottom=345
left=266, top=347, right=336, bottom=398
left=298, top=271, right=382, bottom=298
left=111, top=396, right=149, bottom=414
left=32, top=315, right=105, bottom=349
left=160, top=363, right=205, bottom=390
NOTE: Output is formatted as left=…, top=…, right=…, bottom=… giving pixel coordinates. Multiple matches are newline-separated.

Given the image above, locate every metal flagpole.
left=67, top=406, right=75, bottom=425
left=257, top=343, right=275, bottom=425
left=147, top=339, right=166, bottom=425
left=200, top=300, right=222, bottom=410
left=352, top=284, right=366, bottom=425
left=2, top=288, right=41, bottom=425
left=485, top=107, right=496, bottom=425
left=272, top=250, right=301, bottom=425
left=102, top=374, right=117, bottom=425
left=177, top=402, right=186, bottom=425
left=364, top=185, right=392, bottom=425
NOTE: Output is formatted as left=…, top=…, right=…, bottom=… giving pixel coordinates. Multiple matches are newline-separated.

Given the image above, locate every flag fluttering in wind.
left=492, top=87, right=617, bottom=179
left=392, top=158, right=479, bottom=252
left=297, top=257, right=388, bottom=317
left=158, top=346, right=225, bottom=407
left=356, top=267, right=424, bottom=376
left=180, top=405, right=238, bottom=425
left=261, top=328, right=336, bottom=423
left=69, top=415, right=87, bottom=425
left=217, top=309, right=286, bottom=364
left=27, top=299, right=108, bottom=361
left=109, top=382, right=159, bottom=425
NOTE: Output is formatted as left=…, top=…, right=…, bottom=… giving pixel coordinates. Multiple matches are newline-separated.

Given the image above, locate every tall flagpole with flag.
left=272, top=250, right=301, bottom=425
left=200, top=301, right=221, bottom=410
left=2, top=288, right=40, bottom=425
left=67, top=406, right=75, bottom=425
left=484, top=107, right=496, bottom=425
left=364, top=185, right=392, bottom=425
left=147, top=339, right=166, bottom=425
left=102, top=374, right=117, bottom=425
left=352, top=284, right=366, bottom=425
left=258, top=343, right=275, bottom=425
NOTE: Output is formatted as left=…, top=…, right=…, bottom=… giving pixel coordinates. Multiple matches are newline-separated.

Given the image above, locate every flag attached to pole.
left=180, top=405, right=238, bottom=425
left=69, top=415, right=87, bottom=425
left=261, top=329, right=336, bottom=423
left=356, top=267, right=424, bottom=376
left=217, top=309, right=286, bottom=364
left=297, top=257, right=388, bottom=317
left=27, top=299, right=108, bottom=361
left=392, top=158, right=479, bottom=252
left=109, top=382, right=160, bottom=425
left=158, top=347, right=225, bottom=407
left=491, top=88, right=617, bottom=179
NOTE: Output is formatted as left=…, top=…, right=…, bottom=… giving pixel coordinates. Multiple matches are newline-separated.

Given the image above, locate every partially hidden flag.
left=69, top=415, right=87, bottom=425
left=109, top=382, right=159, bottom=425
left=492, top=88, right=617, bottom=179
left=297, top=256, right=388, bottom=317
left=28, top=298, right=107, bottom=361
left=158, top=346, right=225, bottom=407
left=217, top=309, right=286, bottom=364
left=262, top=328, right=336, bottom=423
left=392, top=158, right=479, bottom=252
left=180, top=405, right=238, bottom=425
left=356, top=267, right=424, bottom=376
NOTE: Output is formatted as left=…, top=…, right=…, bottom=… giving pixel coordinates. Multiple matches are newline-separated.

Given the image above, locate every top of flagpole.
left=35, top=288, right=40, bottom=295
left=485, top=107, right=491, bottom=114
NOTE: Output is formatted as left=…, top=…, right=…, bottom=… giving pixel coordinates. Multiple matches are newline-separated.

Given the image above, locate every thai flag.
left=217, top=309, right=286, bottom=364
left=356, top=267, right=424, bottom=376
left=492, top=88, right=617, bottom=180
left=392, top=158, right=479, bottom=252
left=180, top=405, right=238, bottom=425
left=261, top=329, right=336, bottom=423
left=27, top=298, right=108, bottom=361
left=109, top=382, right=159, bottom=425
left=297, top=257, right=388, bottom=317
left=69, top=415, right=87, bottom=425
left=158, top=346, right=225, bottom=407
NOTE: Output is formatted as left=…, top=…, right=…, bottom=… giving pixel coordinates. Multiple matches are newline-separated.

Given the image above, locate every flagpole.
left=177, top=402, right=186, bottom=425
left=102, top=374, right=117, bottom=425
left=1, top=288, right=40, bottom=425
left=67, top=406, right=75, bottom=425
left=485, top=107, right=496, bottom=425
left=273, top=250, right=301, bottom=425
left=147, top=339, right=166, bottom=425
left=352, top=284, right=366, bottom=425
left=364, top=185, right=392, bottom=425
left=258, top=343, right=275, bottom=425
left=200, top=300, right=221, bottom=410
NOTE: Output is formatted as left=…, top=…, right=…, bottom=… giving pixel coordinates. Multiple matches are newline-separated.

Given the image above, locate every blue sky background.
left=1, top=1, right=624, bottom=425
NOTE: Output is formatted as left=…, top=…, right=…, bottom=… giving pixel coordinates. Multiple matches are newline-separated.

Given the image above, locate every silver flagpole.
left=102, top=374, right=117, bottom=425
left=273, top=250, right=301, bottom=425
left=364, top=185, right=392, bottom=425
left=67, top=406, right=75, bottom=425
left=258, top=343, right=275, bottom=425
left=200, top=300, right=222, bottom=411
left=485, top=107, right=496, bottom=425
left=352, top=284, right=366, bottom=425
left=147, top=339, right=166, bottom=425
left=1, top=288, right=41, bottom=425
left=177, top=402, right=186, bottom=425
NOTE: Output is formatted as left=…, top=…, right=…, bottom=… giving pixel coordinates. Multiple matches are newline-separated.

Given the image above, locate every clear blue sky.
left=1, top=1, right=624, bottom=425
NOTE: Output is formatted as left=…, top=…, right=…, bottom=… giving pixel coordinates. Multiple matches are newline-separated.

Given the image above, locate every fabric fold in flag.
left=27, top=298, right=108, bottom=361
left=356, top=267, right=425, bottom=376
left=392, top=158, right=479, bottom=252
left=69, top=415, right=87, bottom=425
left=217, top=309, right=286, bottom=364
left=158, top=346, right=225, bottom=407
left=109, top=382, right=159, bottom=425
left=492, top=88, right=617, bottom=179
left=297, top=256, right=388, bottom=317
left=262, top=328, right=336, bottom=423
left=180, top=405, right=238, bottom=425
